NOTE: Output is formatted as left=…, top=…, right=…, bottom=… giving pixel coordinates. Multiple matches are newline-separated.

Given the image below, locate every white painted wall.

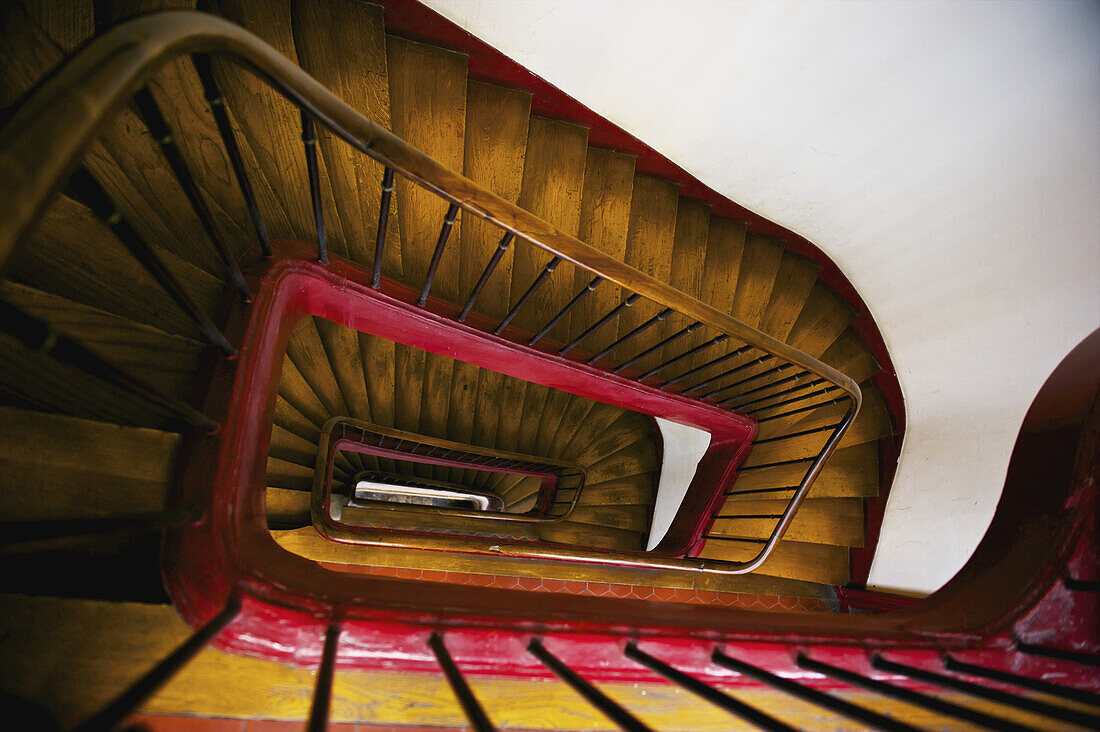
left=422, top=0, right=1100, bottom=594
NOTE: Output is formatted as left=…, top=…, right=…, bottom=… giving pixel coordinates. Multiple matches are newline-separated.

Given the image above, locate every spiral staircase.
left=0, top=1, right=1095, bottom=730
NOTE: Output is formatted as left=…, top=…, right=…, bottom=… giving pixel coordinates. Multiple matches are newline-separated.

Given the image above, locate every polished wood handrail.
left=0, top=10, right=860, bottom=574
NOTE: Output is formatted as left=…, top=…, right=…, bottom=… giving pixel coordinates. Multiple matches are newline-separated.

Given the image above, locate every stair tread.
left=698, top=537, right=849, bottom=585
left=709, top=497, right=864, bottom=547
left=732, top=442, right=880, bottom=498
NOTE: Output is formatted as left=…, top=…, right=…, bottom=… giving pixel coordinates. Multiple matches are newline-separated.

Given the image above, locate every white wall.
left=422, top=0, right=1100, bottom=595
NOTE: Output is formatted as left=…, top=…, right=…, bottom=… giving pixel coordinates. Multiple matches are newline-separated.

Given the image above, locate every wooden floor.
left=0, top=0, right=906, bottom=726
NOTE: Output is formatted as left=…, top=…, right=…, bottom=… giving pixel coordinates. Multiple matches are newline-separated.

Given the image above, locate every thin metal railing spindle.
left=754, top=388, right=845, bottom=421
left=797, top=653, right=1038, bottom=732
left=429, top=633, right=495, bottom=732
left=131, top=87, right=252, bottom=302
left=460, top=231, right=514, bottom=321
left=639, top=333, right=727, bottom=381
left=943, top=655, right=1100, bottom=706
left=586, top=308, right=672, bottom=366
left=558, top=293, right=641, bottom=356
left=681, top=354, right=773, bottom=396
left=190, top=53, right=270, bottom=257
left=75, top=594, right=241, bottom=732
left=67, top=168, right=236, bottom=358
left=527, top=639, right=651, bottom=732
left=1014, top=640, right=1100, bottom=668
left=419, top=203, right=460, bottom=306
left=0, top=299, right=219, bottom=432
left=307, top=620, right=343, bottom=732
left=660, top=344, right=754, bottom=389
left=731, top=377, right=826, bottom=412
left=493, top=256, right=561, bottom=335
left=752, top=422, right=844, bottom=445
left=699, top=361, right=797, bottom=402
left=300, top=111, right=328, bottom=264
left=529, top=275, right=603, bottom=346
left=872, top=655, right=1100, bottom=727
left=624, top=644, right=795, bottom=731
left=711, top=649, right=919, bottom=732
left=372, top=167, right=396, bottom=287
left=716, top=370, right=812, bottom=407
left=613, top=321, right=700, bottom=375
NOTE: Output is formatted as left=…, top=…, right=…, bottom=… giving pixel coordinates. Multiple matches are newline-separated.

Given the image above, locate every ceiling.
left=421, top=0, right=1100, bottom=594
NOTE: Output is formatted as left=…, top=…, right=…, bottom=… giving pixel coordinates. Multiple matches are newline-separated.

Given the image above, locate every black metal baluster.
left=372, top=167, right=396, bottom=287
left=586, top=308, right=672, bottom=366
left=1014, top=640, right=1100, bottom=668
left=624, top=644, right=795, bottom=731
left=797, top=653, right=1037, bottom=732
left=0, top=509, right=200, bottom=554
left=752, top=422, right=844, bottom=445
left=660, top=344, right=753, bottom=389
left=756, top=395, right=846, bottom=423
left=68, top=168, right=236, bottom=358
left=733, top=377, right=826, bottom=412
left=558, top=294, right=641, bottom=356
left=527, top=639, right=651, bottom=732
left=943, top=655, right=1100, bottom=706
left=75, top=595, right=241, bottom=732
left=699, top=362, right=797, bottom=401
left=613, top=321, right=700, bottom=375
left=460, top=232, right=514, bottom=321
left=0, top=299, right=218, bottom=432
left=873, top=655, right=1100, bottom=727
left=191, top=53, right=270, bottom=257
left=640, top=333, right=728, bottom=381
left=717, top=370, right=812, bottom=407
left=711, top=649, right=919, bottom=732
left=493, top=256, right=561, bottom=335
left=681, top=355, right=773, bottom=396
left=429, top=633, right=495, bottom=732
left=1065, top=577, right=1100, bottom=592
left=300, top=111, right=327, bottom=264
left=743, top=384, right=842, bottom=416
left=529, top=276, right=603, bottom=346
left=131, top=87, right=251, bottom=302
left=307, top=620, right=343, bottom=732
left=419, top=203, right=460, bottom=306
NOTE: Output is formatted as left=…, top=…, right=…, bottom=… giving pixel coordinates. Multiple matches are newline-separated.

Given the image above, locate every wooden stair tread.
left=710, top=498, right=864, bottom=547
left=698, top=537, right=849, bottom=585
left=731, top=442, right=880, bottom=498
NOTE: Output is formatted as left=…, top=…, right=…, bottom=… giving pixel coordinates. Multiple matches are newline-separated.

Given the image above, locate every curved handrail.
left=0, top=10, right=861, bottom=574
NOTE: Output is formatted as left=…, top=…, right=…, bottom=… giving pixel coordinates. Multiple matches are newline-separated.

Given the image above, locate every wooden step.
left=821, top=327, right=882, bottom=384
left=285, top=316, right=351, bottom=419
left=511, top=116, right=588, bottom=336
left=0, top=406, right=177, bottom=521
left=459, top=81, right=531, bottom=319
left=730, top=442, right=880, bottom=499
left=698, top=537, right=849, bottom=585
left=709, top=498, right=864, bottom=547
left=266, top=485, right=312, bottom=525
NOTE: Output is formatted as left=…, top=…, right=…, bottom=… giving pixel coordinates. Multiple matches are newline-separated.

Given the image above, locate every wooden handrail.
left=0, top=10, right=860, bottom=574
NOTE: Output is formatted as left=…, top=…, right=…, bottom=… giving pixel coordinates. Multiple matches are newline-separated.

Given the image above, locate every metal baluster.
left=558, top=294, right=641, bottom=356
left=131, top=87, right=251, bottom=302
left=307, top=620, right=343, bottom=732
left=75, top=595, right=241, bottom=732
left=640, top=333, right=728, bottom=381
left=429, top=633, right=495, bottom=732
left=716, top=370, right=812, bottom=407
left=586, top=308, right=672, bottom=366
left=300, top=111, right=327, bottom=264
left=711, top=649, right=919, bottom=732
left=527, top=639, right=651, bottom=732
left=873, top=655, right=1100, bottom=727
left=624, top=644, right=795, bottom=731
left=493, top=256, right=561, bottom=335
left=67, top=168, right=236, bottom=358
left=1014, top=640, right=1100, bottom=668
left=0, top=299, right=218, bottom=432
left=699, top=362, right=797, bottom=401
left=529, top=276, right=603, bottom=346
left=752, top=422, right=844, bottom=445
left=613, top=321, right=700, bottom=375
left=419, top=203, right=460, bottom=306
left=681, top=355, right=773, bottom=396
left=191, top=53, right=270, bottom=257
left=797, top=653, right=1035, bottom=732
left=736, top=455, right=814, bottom=472
left=460, top=232, right=514, bottom=321
left=372, top=167, right=396, bottom=287
left=660, top=344, right=753, bottom=389
left=752, top=386, right=844, bottom=419
left=732, top=377, right=825, bottom=412
left=0, top=508, right=200, bottom=554
left=943, top=655, right=1100, bottom=706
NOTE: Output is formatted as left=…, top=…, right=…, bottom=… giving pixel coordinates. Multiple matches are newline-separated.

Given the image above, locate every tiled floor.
left=320, top=561, right=833, bottom=612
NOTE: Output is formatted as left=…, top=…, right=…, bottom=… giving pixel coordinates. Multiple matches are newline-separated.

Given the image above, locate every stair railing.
left=0, top=10, right=860, bottom=575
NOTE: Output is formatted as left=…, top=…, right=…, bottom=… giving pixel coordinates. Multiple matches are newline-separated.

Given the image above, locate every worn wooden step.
left=698, top=537, right=849, bottom=585
left=266, top=485, right=312, bottom=525
left=730, top=442, right=880, bottom=499
left=820, top=328, right=881, bottom=385
left=285, top=317, right=350, bottom=419
left=0, top=406, right=178, bottom=521
left=709, top=498, right=864, bottom=547
left=567, top=504, right=650, bottom=533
